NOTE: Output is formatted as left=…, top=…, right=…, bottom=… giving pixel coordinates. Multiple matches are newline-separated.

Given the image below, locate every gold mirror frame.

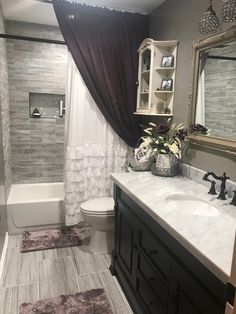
left=188, top=25, right=236, bottom=154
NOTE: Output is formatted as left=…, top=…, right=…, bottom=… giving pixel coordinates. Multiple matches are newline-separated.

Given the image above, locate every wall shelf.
left=134, top=112, right=173, bottom=116
left=135, top=38, right=178, bottom=116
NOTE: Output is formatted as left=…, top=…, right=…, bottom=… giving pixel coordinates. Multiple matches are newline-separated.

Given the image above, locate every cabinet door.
left=169, top=263, right=224, bottom=314
left=135, top=251, right=169, bottom=314
left=115, top=200, right=138, bottom=286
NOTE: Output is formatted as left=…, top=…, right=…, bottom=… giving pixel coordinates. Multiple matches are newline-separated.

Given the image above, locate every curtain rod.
left=0, top=33, right=66, bottom=45
left=35, top=0, right=53, bottom=3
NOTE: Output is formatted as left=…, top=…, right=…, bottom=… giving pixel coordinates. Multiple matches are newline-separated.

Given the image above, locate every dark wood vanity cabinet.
left=111, top=185, right=227, bottom=314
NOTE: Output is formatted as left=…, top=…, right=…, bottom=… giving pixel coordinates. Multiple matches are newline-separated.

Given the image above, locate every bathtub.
left=7, top=182, right=65, bottom=234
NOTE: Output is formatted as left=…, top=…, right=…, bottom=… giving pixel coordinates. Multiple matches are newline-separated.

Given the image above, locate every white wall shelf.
left=135, top=38, right=178, bottom=116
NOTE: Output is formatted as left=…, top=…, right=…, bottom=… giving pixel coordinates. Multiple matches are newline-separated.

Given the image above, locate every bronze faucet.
left=202, top=172, right=230, bottom=200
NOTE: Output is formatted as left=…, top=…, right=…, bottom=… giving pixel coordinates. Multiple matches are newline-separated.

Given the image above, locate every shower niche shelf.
left=29, top=92, right=65, bottom=119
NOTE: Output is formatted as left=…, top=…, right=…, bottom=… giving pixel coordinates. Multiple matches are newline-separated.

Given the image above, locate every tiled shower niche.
left=29, top=93, right=65, bottom=119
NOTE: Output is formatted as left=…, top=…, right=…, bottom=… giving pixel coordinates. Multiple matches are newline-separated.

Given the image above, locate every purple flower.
left=153, top=124, right=170, bottom=136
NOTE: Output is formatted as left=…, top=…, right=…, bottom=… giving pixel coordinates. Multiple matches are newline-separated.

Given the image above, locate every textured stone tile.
left=70, top=246, right=108, bottom=275
left=0, top=7, right=12, bottom=196
left=0, top=248, right=38, bottom=287
left=39, top=256, right=77, bottom=299
left=76, top=271, right=133, bottom=314
left=6, top=21, right=67, bottom=184
left=37, top=248, right=70, bottom=261
left=0, top=283, right=38, bottom=314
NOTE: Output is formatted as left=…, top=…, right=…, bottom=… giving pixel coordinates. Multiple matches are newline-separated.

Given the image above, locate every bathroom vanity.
left=110, top=172, right=236, bottom=314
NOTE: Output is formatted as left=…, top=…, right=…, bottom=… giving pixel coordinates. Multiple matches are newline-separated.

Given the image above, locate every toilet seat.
left=80, top=198, right=114, bottom=216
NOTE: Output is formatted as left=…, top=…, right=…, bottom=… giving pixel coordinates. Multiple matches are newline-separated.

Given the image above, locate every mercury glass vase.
left=152, top=153, right=180, bottom=177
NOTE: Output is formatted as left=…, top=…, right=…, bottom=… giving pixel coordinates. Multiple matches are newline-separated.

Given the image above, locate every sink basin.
left=165, top=194, right=219, bottom=217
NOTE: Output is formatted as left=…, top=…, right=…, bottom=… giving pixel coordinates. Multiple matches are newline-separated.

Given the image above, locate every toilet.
left=80, top=197, right=115, bottom=254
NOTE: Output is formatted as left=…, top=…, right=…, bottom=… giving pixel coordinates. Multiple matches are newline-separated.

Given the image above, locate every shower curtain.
left=64, top=54, right=128, bottom=226
left=196, top=71, right=205, bottom=125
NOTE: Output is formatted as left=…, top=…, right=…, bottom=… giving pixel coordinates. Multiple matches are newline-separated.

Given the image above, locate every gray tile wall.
left=0, top=5, right=12, bottom=198
left=204, top=57, right=236, bottom=140
left=6, top=21, right=67, bottom=184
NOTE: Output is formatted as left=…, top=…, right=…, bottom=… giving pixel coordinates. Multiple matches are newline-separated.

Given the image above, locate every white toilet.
left=80, top=197, right=115, bottom=254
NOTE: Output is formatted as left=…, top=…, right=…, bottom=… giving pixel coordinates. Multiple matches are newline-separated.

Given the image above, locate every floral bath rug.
left=21, top=226, right=83, bottom=253
left=19, top=288, right=113, bottom=314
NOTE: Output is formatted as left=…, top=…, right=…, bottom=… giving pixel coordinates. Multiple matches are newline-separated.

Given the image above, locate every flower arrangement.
left=188, top=123, right=209, bottom=135
left=139, top=120, right=188, bottom=159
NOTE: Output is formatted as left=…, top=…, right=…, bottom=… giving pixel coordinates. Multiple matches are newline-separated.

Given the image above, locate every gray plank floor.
left=0, top=236, right=5, bottom=260
left=0, top=232, right=133, bottom=314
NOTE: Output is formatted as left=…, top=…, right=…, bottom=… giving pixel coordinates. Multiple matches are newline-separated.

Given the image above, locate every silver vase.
left=153, top=153, right=180, bottom=177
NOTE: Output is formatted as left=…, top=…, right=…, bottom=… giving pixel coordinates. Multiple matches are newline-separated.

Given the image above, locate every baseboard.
left=0, top=232, right=9, bottom=280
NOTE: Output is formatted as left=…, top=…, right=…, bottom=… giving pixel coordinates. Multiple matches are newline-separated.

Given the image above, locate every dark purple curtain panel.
left=52, top=0, right=148, bottom=147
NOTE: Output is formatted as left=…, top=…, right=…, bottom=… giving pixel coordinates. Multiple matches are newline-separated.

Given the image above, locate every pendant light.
left=199, top=0, right=220, bottom=35
left=221, top=0, right=236, bottom=23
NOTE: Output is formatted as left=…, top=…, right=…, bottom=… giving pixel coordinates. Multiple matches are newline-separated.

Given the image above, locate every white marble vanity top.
left=111, top=172, right=236, bottom=283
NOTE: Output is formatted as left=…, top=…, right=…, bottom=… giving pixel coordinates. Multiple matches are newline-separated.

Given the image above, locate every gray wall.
left=0, top=4, right=9, bottom=241
left=149, top=0, right=236, bottom=181
left=0, top=5, right=12, bottom=198
left=6, top=21, right=67, bottom=184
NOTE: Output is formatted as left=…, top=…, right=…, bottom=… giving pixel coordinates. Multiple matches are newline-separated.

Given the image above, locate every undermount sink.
left=165, top=194, right=220, bottom=217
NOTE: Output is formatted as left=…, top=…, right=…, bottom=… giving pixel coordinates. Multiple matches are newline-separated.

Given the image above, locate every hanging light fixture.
left=221, top=0, right=236, bottom=23
left=199, top=0, right=220, bottom=35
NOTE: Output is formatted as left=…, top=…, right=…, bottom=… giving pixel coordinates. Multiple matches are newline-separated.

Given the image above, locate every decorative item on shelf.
left=31, top=108, right=41, bottom=118
left=188, top=123, right=211, bottom=135
left=161, top=55, right=174, bottom=67
left=165, top=108, right=171, bottom=114
left=161, top=79, right=173, bottom=91
left=156, top=101, right=165, bottom=114
left=199, top=0, right=220, bottom=35
left=143, top=55, right=150, bottom=71
left=221, top=0, right=236, bottom=23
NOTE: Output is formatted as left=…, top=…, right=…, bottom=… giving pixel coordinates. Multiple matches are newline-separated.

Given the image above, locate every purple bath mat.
left=19, top=288, right=113, bottom=314
left=21, top=226, right=82, bottom=253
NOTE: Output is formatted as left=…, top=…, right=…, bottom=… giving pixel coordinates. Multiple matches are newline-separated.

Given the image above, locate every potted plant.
left=139, top=120, right=188, bottom=176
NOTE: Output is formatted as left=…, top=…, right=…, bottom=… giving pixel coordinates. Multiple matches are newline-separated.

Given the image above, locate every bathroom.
left=0, top=0, right=235, bottom=313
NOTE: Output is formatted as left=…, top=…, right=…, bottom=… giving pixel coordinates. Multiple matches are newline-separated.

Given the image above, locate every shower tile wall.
left=0, top=5, right=12, bottom=197
left=204, top=45, right=236, bottom=140
left=6, top=21, right=67, bottom=183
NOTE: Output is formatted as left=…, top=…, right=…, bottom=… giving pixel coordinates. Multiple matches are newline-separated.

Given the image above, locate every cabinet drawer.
left=139, top=226, right=170, bottom=284
left=137, top=252, right=169, bottom=312
left=136, top=273, right=167, bottom=314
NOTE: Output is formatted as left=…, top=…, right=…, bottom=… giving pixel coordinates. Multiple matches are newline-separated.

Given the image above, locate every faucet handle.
left=208, top=181, right=217, bottom=195
left=230, top=191, right=236, bottom=206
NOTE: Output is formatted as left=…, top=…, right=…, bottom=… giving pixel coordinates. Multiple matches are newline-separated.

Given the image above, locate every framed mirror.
left=189, top=25, right=236, bottom=153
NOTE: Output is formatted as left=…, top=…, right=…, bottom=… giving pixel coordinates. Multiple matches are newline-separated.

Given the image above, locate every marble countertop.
left=111, top=172, right=236, bottom=283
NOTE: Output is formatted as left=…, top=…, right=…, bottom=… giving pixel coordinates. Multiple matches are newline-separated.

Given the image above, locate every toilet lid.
left=80, top=198, right=114, bottom=215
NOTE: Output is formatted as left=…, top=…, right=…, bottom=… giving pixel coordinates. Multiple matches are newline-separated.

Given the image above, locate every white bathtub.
left=7, top=182, right=65, bottom=234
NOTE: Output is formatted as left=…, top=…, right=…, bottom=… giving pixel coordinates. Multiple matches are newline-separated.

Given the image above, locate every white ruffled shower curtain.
left=196, top=71, right=205, bottom=125
left=64, top=53, right=128, bottom=226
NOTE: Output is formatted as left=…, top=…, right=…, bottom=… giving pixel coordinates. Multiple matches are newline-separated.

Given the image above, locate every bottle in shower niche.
left=59, top=100, right=65, bottom=117
left=32, top=108, right=41, bottom=118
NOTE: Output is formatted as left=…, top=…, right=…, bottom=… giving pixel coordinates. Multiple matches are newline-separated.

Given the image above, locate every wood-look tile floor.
left=0, top=233, right=133, bottom=314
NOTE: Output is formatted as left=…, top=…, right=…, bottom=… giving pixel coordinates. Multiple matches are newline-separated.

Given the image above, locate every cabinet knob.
left=148, top=300, right=154, bottom=306
left=136, top=81, right=139, bottom=86
left=149, top=250, right=158, bottom=255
